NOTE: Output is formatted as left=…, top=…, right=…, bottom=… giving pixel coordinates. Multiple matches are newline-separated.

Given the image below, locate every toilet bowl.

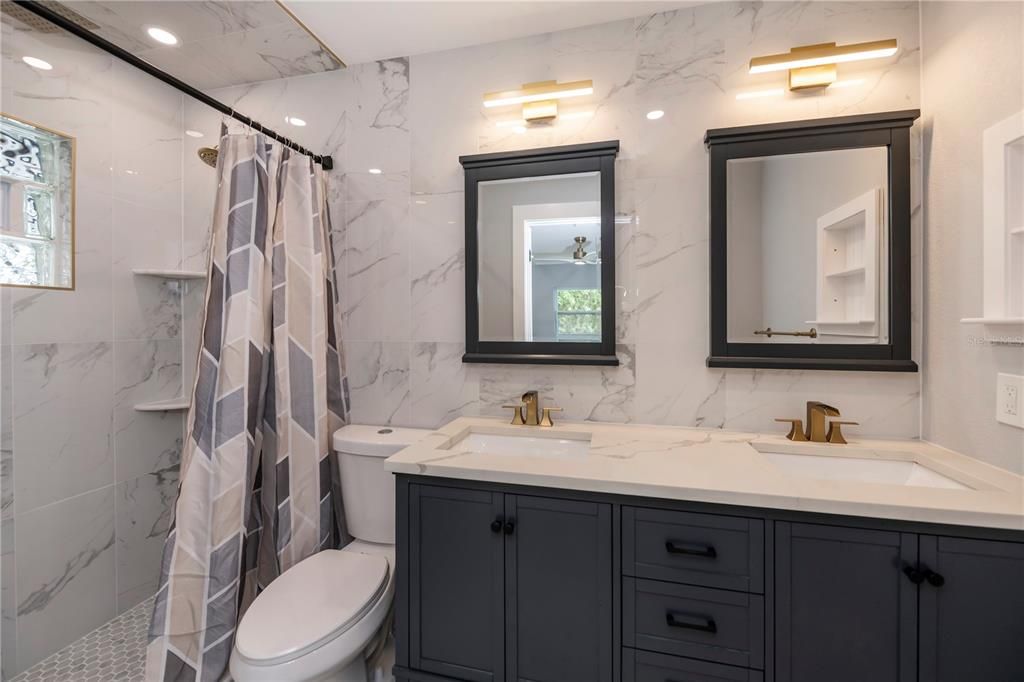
left=229, top=426, right=429, bottom=682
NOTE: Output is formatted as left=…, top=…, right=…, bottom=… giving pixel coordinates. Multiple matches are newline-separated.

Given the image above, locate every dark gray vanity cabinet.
left=404, top=482, right=613, bottom=682
left=407, top=484, right=505, bottom=681
left=394, top=476, right=1024, bottom=682
left=917, top=536, right=1024, bottom=682
left=774, top=523, right=918, bottom=682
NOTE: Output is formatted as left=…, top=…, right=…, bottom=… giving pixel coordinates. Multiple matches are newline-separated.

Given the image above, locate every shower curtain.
left=145, top=132, right=350, bottom=682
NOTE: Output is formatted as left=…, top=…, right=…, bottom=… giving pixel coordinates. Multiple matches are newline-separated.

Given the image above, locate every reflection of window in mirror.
left=555, top=288, right=601, bottom=341
left=726, top=147, right=888, bottom=345
left=0, top=113, right=75, bottom=290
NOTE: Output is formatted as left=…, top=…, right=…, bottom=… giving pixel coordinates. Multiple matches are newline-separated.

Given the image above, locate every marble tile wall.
left=185, top=1, right=923, bottom=443
left=1, top=22, right=186, bottom=676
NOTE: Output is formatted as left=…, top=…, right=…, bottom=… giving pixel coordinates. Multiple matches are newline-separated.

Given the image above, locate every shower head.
left=198, top=146, right=218, bottom=168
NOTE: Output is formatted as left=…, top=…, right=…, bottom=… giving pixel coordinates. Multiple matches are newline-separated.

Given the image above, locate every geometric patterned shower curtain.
left=145, top=132, right=350, bottom=682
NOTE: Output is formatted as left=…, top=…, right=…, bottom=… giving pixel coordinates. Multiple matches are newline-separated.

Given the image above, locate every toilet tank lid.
left=332, top=424, right=432, bottom=457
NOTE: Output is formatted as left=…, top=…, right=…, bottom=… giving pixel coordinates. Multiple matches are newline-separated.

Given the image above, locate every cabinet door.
left=505, top=495, right=613, bottom=682
left=775, top=522, right=917, bottom=682
left=409, top=484, right=505, bottom=682
left=919, top=535, right=1024, bottom=682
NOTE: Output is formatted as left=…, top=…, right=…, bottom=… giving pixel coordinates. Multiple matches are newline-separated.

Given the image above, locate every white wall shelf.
left=825, top=265, right=866, bottom=279
left=132, top=268, right=207, bottom=280
left=961, top=109, right=1024, bottom=344
left=134, top=397, right=191, bottom=412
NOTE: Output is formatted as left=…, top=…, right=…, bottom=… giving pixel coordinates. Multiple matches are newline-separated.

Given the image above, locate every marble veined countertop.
left=385, top=417, right=1024, bottom=531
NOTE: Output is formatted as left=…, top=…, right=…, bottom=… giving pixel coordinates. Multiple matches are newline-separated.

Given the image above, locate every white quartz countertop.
left=385, top=417, right=1024, bottom=531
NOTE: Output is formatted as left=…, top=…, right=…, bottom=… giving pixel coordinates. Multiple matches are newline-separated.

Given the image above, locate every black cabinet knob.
left=924, top=569, right=945, bottom=587
left=903, top=565, right=925, bottom=585
left=503, top=519, right=516, bottom=535
left=490, top=517, right=503, bottom=533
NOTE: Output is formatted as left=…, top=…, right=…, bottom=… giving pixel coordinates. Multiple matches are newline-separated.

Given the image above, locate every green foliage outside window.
left=556, top=288, right=601, bottom=339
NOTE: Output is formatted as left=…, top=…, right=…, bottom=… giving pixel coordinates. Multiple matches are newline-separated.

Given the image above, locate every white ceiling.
left=54, top=1, right=343, bottom=89
left=283, top=1, right=688, bottom=65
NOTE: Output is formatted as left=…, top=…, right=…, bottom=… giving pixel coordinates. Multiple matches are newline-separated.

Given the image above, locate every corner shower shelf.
left=134, top=397, right=191, bottom=412
left=132, top=269, right=207, bottom=280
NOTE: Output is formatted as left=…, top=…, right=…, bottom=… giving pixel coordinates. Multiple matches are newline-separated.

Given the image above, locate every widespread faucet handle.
left=502, top=403, right=526, bottom=425
left=775, top=418, right=808, bottom=441
left=826, top=420, right=858, bottom=444
left=540, top=406, right=564, bottom=427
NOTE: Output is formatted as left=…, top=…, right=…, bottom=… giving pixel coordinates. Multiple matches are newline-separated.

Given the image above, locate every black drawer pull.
left=903, top=564, right=925, bottom=584
left=490, top=516, right=503, bottom=534
left=665, top=610, right=718, bottom=633
left=665, top=540, right=717, bottom=558
left=503, top=518, right=516, bottom=535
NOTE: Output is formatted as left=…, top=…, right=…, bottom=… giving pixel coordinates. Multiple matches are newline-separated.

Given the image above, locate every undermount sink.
left=761, top=450, right=971, bottom=490
left=449, top=432, right=591, bottom=458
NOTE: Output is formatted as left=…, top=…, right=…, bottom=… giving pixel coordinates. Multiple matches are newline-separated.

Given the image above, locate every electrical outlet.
left=996, top=373, right=1024, bottom=428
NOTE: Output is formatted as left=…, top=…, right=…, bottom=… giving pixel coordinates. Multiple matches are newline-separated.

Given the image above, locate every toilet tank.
left=332, top=425, right=430, bottom=544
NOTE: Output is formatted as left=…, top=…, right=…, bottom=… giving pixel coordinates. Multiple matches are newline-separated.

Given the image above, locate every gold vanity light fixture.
left=749, top=39, right=898, bottom=91
left=483, top=79, right=593, bottom=124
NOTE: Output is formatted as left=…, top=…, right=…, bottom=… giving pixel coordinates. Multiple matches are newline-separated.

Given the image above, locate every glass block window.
left=555, top=288, right=601, bottom=341
left=0, top=114, right=74, bottom=289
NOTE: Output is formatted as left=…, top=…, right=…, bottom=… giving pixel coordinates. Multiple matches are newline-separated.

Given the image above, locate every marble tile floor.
left=9, top=597, right=153, bottom=682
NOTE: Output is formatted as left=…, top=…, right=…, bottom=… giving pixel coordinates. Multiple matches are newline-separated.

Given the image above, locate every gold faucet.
left=777, top=401, right=857, bottom=443
left=805, top=401, right=840, bottom=442
left=502, top=390, right=562, bottom=426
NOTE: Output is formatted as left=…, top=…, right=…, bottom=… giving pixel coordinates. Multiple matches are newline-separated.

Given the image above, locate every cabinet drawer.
left=623, top=578, right=765, bottom=669
left=623, top=507, right=764, bottom=593
left=623, top=649, right=764, bottom=682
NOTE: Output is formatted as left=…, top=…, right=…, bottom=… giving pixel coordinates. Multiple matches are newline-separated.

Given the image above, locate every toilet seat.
left=234, top=549, right=389, bottom=666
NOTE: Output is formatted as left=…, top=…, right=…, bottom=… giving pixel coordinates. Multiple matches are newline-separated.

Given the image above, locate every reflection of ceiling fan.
left=531, top=235, right=601, bottom=265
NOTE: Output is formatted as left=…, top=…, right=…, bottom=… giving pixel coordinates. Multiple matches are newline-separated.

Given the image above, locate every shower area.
left=0, top=2, right=344, bottom=679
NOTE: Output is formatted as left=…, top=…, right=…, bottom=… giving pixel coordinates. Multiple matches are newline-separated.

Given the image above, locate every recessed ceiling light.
left=22, top=56, right=52, bottom=70
left=368, top=168, right=383, bottom=175
left=285, top=116, right=306, bottom=127
left=146, top=27, right=179, bottom=46
left=646, top=110, right=665, bottom=120
left=185, top=129, right=204, bottom=138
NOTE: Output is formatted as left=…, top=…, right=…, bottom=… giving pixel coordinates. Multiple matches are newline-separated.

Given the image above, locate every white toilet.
left=229, top=425, right=429, bottom=682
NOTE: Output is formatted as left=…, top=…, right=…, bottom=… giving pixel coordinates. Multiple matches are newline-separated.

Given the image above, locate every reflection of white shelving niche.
left=961, top=110, right=1024, bottom=344
left=808, top=187, right=883, bottom=340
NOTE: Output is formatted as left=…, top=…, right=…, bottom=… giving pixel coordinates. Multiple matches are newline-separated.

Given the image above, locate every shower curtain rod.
left=13, top=0, right=335, bottom=170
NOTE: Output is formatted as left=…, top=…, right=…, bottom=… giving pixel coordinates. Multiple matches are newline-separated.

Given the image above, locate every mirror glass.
left=477, top=171, right=602, bottom=343
left=726, top=147, right=888, bottom=345
left=0, top=114, right=75, bottom=290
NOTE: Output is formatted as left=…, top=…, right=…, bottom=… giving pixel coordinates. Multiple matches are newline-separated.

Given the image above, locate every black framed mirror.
left=461, top=141, right=619, bottom=365
left=706, top=110, right=920, bottom=372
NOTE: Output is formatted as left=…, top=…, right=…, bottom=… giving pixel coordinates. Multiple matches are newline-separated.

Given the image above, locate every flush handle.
left=665, top=610, right=718, bottom=634
left=665, top=540, right=717, bottom=559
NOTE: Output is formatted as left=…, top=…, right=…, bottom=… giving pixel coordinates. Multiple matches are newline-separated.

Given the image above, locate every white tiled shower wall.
left=0, top=23, right=194, bottom=676
left=185, top=1, right=924, bottom=441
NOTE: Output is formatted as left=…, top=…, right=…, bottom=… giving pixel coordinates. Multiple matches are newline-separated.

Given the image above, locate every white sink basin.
left=762, top=451, right=971, bottom=490
left=449, top=432, right=591, bottom=458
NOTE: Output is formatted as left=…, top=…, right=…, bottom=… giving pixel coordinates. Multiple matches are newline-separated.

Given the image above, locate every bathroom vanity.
left=386, top=418, right=1024, bottom=682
